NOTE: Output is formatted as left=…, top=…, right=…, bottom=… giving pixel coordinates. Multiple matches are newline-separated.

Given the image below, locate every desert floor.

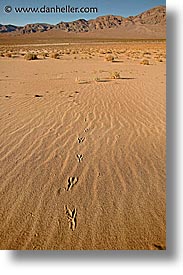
left=0, top=42, right=166, bottom=250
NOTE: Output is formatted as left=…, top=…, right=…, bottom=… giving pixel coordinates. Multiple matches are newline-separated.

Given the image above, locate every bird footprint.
left=76, top=154, right=83, bottom=162
left=65, top=205, right=77, bottom=231
left=78, top=137, right=85, bottom=144
left=66, top=177, right=78, bottom=191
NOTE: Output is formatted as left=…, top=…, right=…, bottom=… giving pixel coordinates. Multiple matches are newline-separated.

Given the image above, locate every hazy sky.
left=0, top=0, right=166, bottom=25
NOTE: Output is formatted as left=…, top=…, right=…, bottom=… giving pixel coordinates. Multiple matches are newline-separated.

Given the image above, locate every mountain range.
left=0, top=6, right=166, bottom=40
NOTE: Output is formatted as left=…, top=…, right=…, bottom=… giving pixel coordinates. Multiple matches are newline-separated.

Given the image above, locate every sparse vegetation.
left=24, top=52, right=38, bottom=60
left=94, top=77, right=102, bottom=82
left=41, top=52, right=48, bottom=59
left=110, top=71, right=121, bottom=79
left=6, top=53, right=12, bottom=58
left=50, top=52, right=59, bottom=59
left=140, top=59, right=150, bottom=65
left=105, top=55, right=115, bottom=62
left=0, top=43, right=165, bottom=66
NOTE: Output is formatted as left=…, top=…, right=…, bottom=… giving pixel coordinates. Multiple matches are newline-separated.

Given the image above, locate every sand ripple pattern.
left=0, top=55, right=166, bottom=250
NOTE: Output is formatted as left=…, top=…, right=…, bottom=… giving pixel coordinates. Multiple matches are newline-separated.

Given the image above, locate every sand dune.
left=0, top=42, right=166, bottom=250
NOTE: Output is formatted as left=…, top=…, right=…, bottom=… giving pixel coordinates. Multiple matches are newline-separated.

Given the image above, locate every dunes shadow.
left=112, top=60, right=124, bottom=63
left=36, top=58, right=47, bottom=61
left=34, top=94, right=43, bottom=98
left=77, top=81, right=92, bottom=85
left=120, top=77, right=135, bottom=80
left=25, top=57, right=47, bottom=61
left=95, top=79, right=112, bottom=83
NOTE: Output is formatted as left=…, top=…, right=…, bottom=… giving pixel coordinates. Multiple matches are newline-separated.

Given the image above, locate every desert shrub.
left=99, top=49, right=105, bottom=54
left=143, top=52, right=151, bottom=55
left=41, top=52, right=48, bottom=58
left=24, top=52, right=38, bottom=60
left=6, top=52, right=12, bottom=58
left=65, top=49, right=71, bottom=54
left=110, top=71, right=121, bottom=79
left=94, top=77, right=101, bottom=82
left=140, top=59, right=150, bottom=65
left=50, top=52, right=59, bottom=59
left=105, top=55, right=115, bottom=62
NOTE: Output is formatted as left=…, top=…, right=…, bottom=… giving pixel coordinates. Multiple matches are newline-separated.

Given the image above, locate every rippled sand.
left=0, top=43, right=166, bottom=250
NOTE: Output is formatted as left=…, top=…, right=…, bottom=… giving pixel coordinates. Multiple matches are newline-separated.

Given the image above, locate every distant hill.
left=0, top=6, right=166, bottom=41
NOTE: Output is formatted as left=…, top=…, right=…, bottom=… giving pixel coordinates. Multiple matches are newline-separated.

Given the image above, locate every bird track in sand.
left=76, top=154, right=83, bottom=162
left=64, top=205, right=77, bottom=231
left=66, top=177, right=78, bottom=191
left=78, top=137, right=85, bottom=144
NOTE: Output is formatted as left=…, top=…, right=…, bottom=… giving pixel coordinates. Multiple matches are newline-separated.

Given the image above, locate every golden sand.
left=0, top=42, right=166, bottom=250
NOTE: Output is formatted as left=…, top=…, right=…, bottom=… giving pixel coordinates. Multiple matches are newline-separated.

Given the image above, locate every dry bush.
left=99, top=49, right=105, bottom=54
left=65, top=50, right=71, bottom=55
left=24, top=52, right=38, bottom=60
left=105, top=55, right=115, bottom=62
left=20, top=52, right=26, bottom=56
left=140, top=59, right=150, bottom=65
left=41, top=52, right=48, bottom=59
left=50, top=52, right=59, bottom=59
left=6, top=52, right=12, bottom=58
left=143, top=52, right=151, bottom=55
left=94, top=77, right=102, bottom=82
left=110, top=71, right=121, bottom=79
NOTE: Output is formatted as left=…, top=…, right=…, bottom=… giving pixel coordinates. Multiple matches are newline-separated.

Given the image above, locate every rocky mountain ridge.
left=0, top=5, right=166, bottom=34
